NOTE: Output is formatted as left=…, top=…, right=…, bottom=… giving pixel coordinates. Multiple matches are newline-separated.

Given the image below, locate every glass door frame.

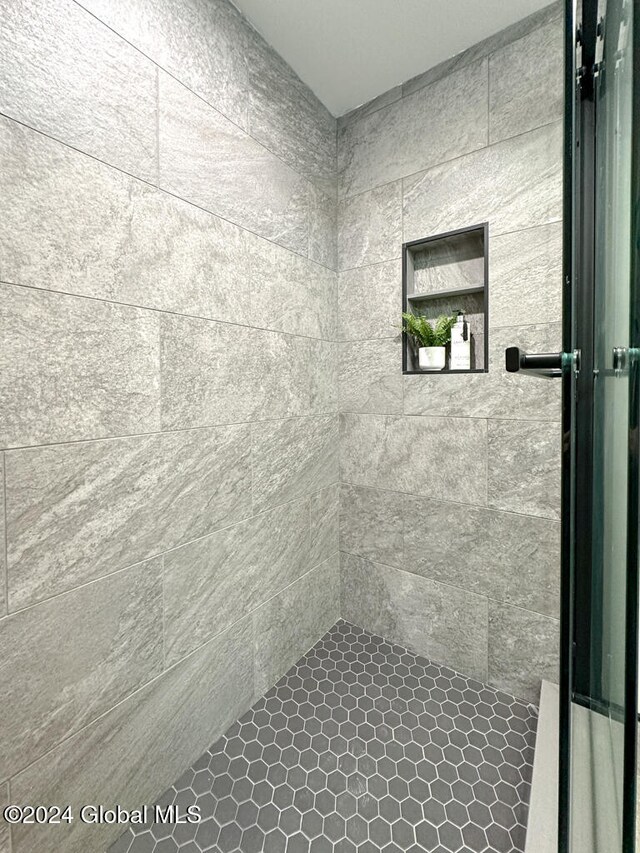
left=559, top=0, right=640, bottom=849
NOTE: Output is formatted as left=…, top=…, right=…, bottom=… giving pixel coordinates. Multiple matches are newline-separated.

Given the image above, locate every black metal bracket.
left=504, top=347, right=565, bottom=377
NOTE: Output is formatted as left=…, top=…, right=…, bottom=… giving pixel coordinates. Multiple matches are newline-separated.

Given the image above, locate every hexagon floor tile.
left=109, top=621, right=537, bottom=853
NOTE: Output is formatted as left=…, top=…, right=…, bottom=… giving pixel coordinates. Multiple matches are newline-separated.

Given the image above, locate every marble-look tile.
left=252, top=416, right=339, bottom=512
left=0, top=118, right=252, bottom=323
left=5, top=425, right=251, bottom=609
left=340, top=484, right=403, bottom=568
left=309, top=184, right=339, bottom=270
left=158, top=73, right=310, bottom=255
left=339, top=338, right=402, bottom=414
left=310, top=484, right=339, bottom=569
left=10, top=617, right=254, bottom=853
left=488, top=601, right=559, bottom=702
left=0, top=784, right=8, bottom=853
left=340, top=414, right=488, bottom=505
left=160, top=315, right=310, bottom=429
left=402, top=0, right=562, bottom=99
left=309, top=339, right=338, bottom=414
left=0, top=455, right=5, bottom=619
left=164, top=500, right=310, bottom=666
left=249, top=236, right=337, bottom=340
left=403, top=324, right=562, bottom=421
left=246, top=29, right=337, bottom=197
left=341, top=553, right=489, bottom=681
left=253, top=556, right=340, bottom=696
left=404, top=498, right=560, bottom=618
left=489, top=20, right=564, bottom=144
left=0, top=558, right=163, bottom=780
left=403, top=121, right=563, bottom=242
left=338, top=260, right=402, bottom=341
left=0, top=0, right=157, bottom=181
left=490, top=222, right=563, bottom=328
left=339, top=61, right=488, bottom=198
left=338, top=182, right=402, bottom=271
left=0, top=283, right=160, bottom=449
left=488, top=419, right=561, bottom=519
left=76, top=0, right=250, bottom=130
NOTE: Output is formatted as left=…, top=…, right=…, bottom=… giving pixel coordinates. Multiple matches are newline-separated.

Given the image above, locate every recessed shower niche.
left=402, top=223, right=489, bottom=374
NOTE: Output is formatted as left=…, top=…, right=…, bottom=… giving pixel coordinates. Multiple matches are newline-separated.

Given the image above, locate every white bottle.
left=450, top=312, right=471, bottom=370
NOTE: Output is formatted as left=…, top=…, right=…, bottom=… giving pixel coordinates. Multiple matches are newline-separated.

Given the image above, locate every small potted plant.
left=402, top=311, right=457, bottom=371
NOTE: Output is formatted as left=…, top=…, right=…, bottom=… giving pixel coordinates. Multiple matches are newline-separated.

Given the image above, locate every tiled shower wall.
left=337, top=2, right=564, bottom=704
left=0, top=1, right=339, bottom=851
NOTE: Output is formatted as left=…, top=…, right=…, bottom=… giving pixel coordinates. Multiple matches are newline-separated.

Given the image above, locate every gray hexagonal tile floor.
left=109, top=621, right=537, bottom=853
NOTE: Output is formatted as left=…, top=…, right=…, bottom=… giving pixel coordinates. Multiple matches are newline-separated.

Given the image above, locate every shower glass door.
left=562, top=0, right=640, bottom=849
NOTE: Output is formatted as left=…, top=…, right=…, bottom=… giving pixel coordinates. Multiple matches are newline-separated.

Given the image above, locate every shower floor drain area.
left=109, top=621, right=537, bottom=853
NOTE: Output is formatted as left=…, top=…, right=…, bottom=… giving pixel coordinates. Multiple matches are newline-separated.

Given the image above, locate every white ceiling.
left=233, top=0, right=552, bottom=116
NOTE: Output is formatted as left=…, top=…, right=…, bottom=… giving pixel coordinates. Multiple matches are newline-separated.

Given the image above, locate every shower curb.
left=524, top=680, right=558, bottom=853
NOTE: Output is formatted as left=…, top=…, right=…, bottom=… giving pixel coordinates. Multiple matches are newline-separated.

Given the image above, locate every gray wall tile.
left=340, top=552, right=489, bottom=681
left=338, top=182, right=402, bottom=271
left=163, top=499, right=310, bottom=666
left=0, top=558, right=163, bottom=780
left=10, top=617, right=254, bottom=853
left=252, top=416, right=339, bottom=512
left=403, top=121, right=563, bottom=242
left=0, top=0, right=157, bottom=181
left=310, top=484, right=339, bottom=569
left=253, top=556, right=340, bottom=697
left=76, top=0, right=251, bottom=130
left=309, top=184, right=339, bottom=270
left=339, top=60, right=488, bottom=198
left=490, top=222, right=563, bottom=329
left=0, top=784, right=8, bottom=853
left=249, top=236, right=337, bottom=340
left=403, top=324, right=562, bottom=421
left=158, top=73, right=310, bottom=255
left=340, top=484, right=403, bottom=569
left=337, top=87, right=403, bottom=132
left=337, top=260, right=402, bottom=341
left=0, top=454, right=5, bottom=619
left=403, top=498, right=560, bottom=618
left=489, top=20, right=564, bottom=144
left=0, top=284, right=160, bottom=449
left=488, top=419, right=561, bottom=519
left=339, top=338, right=403, bottom=414
left=340, top=414, right=488, bottom=505
left=0, top=118, right=252, bottom=324
left=488, top=602, right=559, bottom=702
left=5, top=425, right=251, bottom=609
left=246, top=29, right=337, bottom=197
left=309, top=340, right=338, bottom=415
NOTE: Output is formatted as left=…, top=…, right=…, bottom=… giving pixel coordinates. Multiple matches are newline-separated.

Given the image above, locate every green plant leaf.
left=402, top=311, right=457, bottom=348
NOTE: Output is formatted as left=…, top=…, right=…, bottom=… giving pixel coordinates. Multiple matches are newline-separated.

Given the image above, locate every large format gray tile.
left=309, top=184, right=338, bottom=270
left=253, top=556, right=340, bottom=696
left=0, top=558, right=163, bottom=780
left=158, top=73, right=310, bottom=255
left=309, top=339, right=338, bottom=415
left=489, top=20, right=564, bottom=144
left=404, top=498, right=560, bottom=617
left=403, top=121, right=563, bottom=242
left=490, top=222, right=563, bottom=329
left=338, top=182, right=402, bottom=271
left=0, top=454, right=5, bottom=619
left=0, top=283, right=160, bottom=449
left=0, top=0, right=157, bottom=181
left=341, top=553, right=489, bottom=680
left=249, top=236, right=337, bottom=340
left=339, top=60, right=488, bottom=198
left=340, top=483, right=404, bottom=568
left=160, top=315, right=310, bottom=429
left=77, top=0, right=250, bottom=130
left=403, top=324, right=562, bottom=421
left=488, top=602, right=559, bottom=702
left=338, top=259, right=402, bottom=341
left=310, top=483, right=339, bottom=569
left=339, top=338, right=403, bottom=414
left=10, top=617, right=254, bottom=853
left=246, top=28, right=337, bottom=197
left=164, top=500, right=310, bottom=666
left=252, top=416, right=339, bottom=512
left=340, top=414, right=488, bottom=505
left=0, top=784, right=8, bottom=853
left=0, top=118, right=251, bottom=323
left=5, top=425, right=251, bottom=609
left=488, top=419, right=561, bottom=519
